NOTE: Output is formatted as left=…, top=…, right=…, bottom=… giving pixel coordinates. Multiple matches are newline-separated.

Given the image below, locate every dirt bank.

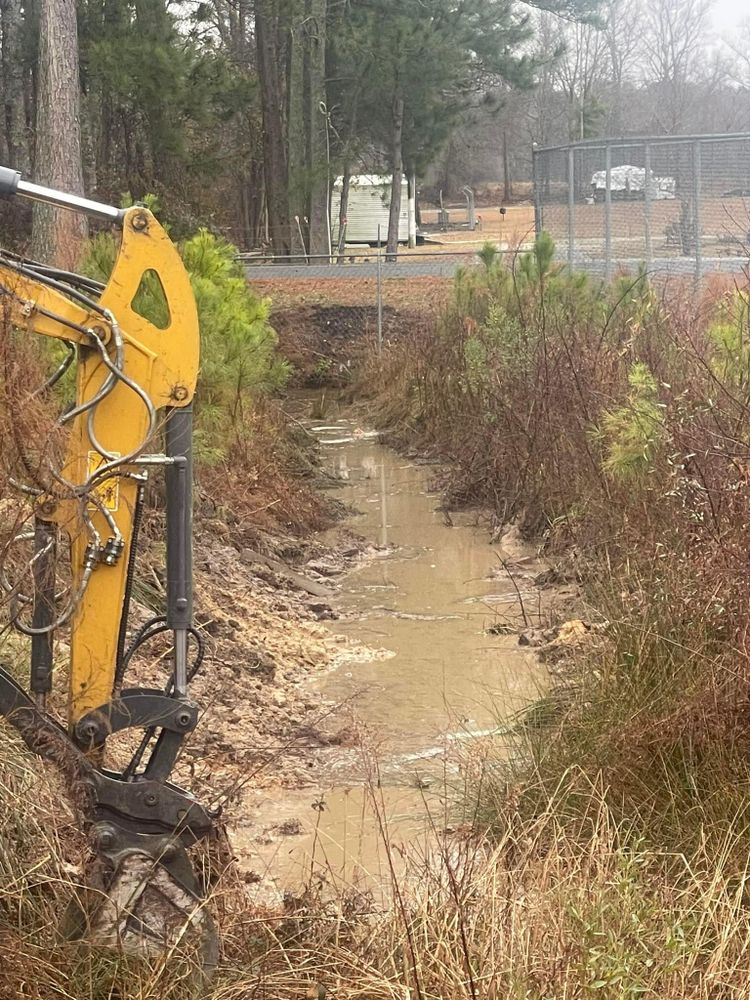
left=121, top=512, right=376, bottom=815
left=248, top=276, right=450, bottom=386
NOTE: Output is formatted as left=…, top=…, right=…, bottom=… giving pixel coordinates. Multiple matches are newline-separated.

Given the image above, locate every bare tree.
left=32, top=0, right=86, bottom=267
left=639, top=0, right=715, bottom=133
left=522, top=13, right=569, bottom=147
left=724, top=18, right=750, bottom=90
left=552, top=17, right=610, bottom=139
left=602, top=0, right=645, bottom=134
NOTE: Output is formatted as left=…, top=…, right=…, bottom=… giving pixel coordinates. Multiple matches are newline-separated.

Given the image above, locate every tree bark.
left=0, top=0, right=30, bottom=171
left=335, top=163, right=351, bottom=262
left=255, top=1, right=291, bottom=254
left=386, top=95, right=404, bottom=261
left=32, top=0, right=86, bottom=267
left=305, top=0, right=328, bottom=257
left=287, top=8, right=306, bottom=253
left=502, top=130, right=512, bottom=203
left=288, top=0, right=328, bottom=257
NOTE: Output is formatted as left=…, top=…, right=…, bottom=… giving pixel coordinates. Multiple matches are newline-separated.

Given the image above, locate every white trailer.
left=331, top=174, right=411, bottom=245
left=590, top=165, right=676, bottom=202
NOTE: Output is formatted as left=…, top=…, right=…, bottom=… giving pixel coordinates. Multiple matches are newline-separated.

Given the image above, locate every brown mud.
left=214, top=396, right=577, bottom=895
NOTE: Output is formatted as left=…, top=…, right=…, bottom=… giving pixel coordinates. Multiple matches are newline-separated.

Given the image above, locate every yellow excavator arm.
left=0, top=168, right=217, bottom=964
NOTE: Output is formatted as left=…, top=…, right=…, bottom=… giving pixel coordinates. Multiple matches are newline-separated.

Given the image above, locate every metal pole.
left=567, top=147, right=575, bottom=269
left=643, top=144, right=653, bottom=268
left=325, top=116, right=332, bottom=262
left=165, top=406, right=193, bottom=699
left=532, top=144, right=542, bottom=237
left=408, top=173, right=417, bottom=248
left=317, top=102, right=333, bottom=262
left=0, top=165, right=123, bottom=223
left=379, top=457, right=388, bottom=549
left=605, top=142, right=613, bottom=280
left=693, top=140, right=702, bottom=281
left=376, top=224, right=383, bottom=356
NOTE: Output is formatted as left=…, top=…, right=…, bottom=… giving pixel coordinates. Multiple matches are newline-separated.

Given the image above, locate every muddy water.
left=318, top=427, right=545, bottom=770
left=234, top=412, right=546, bottom=888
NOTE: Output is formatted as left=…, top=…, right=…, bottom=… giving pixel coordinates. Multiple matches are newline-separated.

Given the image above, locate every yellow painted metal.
left=4, top=207, right=200, bottom=725
left=0, top=266, right=107, bottom=346
left=66, top=207, right=200, bottom=723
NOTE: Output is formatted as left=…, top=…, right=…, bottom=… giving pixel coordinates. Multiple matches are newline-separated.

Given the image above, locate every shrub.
left=365, top=236, right=750, bottom=871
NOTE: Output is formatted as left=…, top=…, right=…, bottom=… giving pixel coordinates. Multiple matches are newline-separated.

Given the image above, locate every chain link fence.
left=533, top=132, right=750, bottom=278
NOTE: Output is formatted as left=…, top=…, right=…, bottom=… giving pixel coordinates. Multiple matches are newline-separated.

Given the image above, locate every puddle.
left=233, top=406, right=548, bottom=888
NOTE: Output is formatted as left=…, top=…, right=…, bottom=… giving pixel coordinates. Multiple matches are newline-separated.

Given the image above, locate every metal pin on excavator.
left=0, top=167, right=219, bottom=964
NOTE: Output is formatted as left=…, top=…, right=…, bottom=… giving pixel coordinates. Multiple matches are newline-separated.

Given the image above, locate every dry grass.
left=9, top=241, right=750, bottom=995
left=250, top=275, right=453, bottom=312
left=5, top=730, right=750, bottom=998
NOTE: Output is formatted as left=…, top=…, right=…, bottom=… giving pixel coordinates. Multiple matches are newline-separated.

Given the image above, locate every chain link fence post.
left=376, top=224, right=383, bottom=355
left=644, top=143, right=653, bottom=268
left=567, top=146, right=575, bottom=269
left=532, top=144, right=542, bottom=238
left=693, top=140, right=703, bottom=281
left=604, top=142, right=613, bottom=280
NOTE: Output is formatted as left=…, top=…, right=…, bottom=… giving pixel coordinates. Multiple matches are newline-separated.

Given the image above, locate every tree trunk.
left=287, top=8, right=306, bottom=253
left=256, top=1, right=290, bottom=254
left=386, top=95, right=404, bottom=261
left=32, top=0, right=86, bottom=267
left=288, top=0, right=328, bottom=257
left=305, top=0, right=328, bottom=257
left=1, top=0, right=30, bottom=170
left=336, top=164, right=351, bottom=262
left=502, top=130, right=512, bottom=203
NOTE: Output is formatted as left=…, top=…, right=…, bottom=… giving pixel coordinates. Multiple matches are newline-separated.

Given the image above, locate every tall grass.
left=363, top=243, right=750, bottom=864
left=5, top=728, right=750, bottom=998
left=7, top=236, right=750, bottom=994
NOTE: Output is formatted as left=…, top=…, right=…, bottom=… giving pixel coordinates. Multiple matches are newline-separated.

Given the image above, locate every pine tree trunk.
left=32, top=0, right=86, bottom=268
left=503, top=130, right=512, bottom=203
left=1, top=0, right=30, bottom=171
left=386, top=96, right=404, bottom=261
left=256, top=1, right=290, bottom=255
left=288, top=0, right=328, bottom=257
left=287, top=11, right=306, bottom=254
left=305, top=0, right=328, bottom=257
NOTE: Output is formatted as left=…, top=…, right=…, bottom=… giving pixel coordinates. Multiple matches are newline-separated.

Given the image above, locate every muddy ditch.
left=0, top=391, right=592, bottom=906
left=154, top=396, right=590, bottom=894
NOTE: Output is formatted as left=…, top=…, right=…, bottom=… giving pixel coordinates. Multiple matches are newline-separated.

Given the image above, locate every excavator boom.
left=0, top=167, right=218, bottom=965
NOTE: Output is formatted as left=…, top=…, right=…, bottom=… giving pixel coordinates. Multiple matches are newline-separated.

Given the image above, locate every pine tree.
left=341, top=0, right=538, bottom=253
left=32, top=0, right=87, bottom=267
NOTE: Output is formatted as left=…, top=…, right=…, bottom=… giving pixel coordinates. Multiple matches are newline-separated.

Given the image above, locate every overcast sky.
left=713, top=0, right=745, bottom=32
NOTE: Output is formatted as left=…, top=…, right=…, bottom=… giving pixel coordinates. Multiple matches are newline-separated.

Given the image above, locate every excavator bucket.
left=67, top=854, right=218, bottom=968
